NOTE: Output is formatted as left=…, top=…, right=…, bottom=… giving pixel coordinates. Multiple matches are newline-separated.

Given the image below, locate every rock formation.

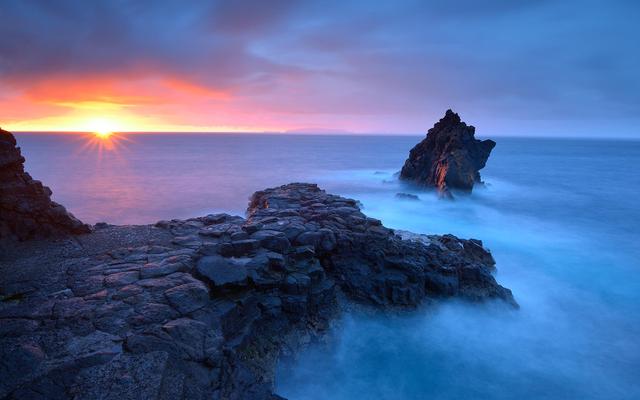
left=0, top=182, right=515, bottom=400
left=395, top=192, right=420, bottom=201
left=0, top=128, right=89, bottom=240
left=399, top=110, right=496, bottom=196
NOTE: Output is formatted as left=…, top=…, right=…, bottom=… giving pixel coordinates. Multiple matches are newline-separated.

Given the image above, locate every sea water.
left=16, top=133, right=640, bottom=399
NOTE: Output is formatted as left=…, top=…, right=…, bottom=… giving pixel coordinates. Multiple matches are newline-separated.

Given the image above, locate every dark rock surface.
left=395, top=192, right=420, bottom=201
left=0, top=128, right=90, bottom=241
left=399, top=110, right=496, bottom=196
left=1, top=183, right=515, bottom=399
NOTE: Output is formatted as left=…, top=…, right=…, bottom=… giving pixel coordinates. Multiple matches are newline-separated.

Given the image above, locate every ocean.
left=15, top=133, right=640, bottom=400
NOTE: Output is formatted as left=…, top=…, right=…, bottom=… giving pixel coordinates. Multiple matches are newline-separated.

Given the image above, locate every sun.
left=87, top=118, right=117, bottom=138
left=95, top=130, right=112, bottom=139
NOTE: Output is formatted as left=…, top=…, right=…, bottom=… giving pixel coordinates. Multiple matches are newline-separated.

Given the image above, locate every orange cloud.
left=1, top=73, right=235, bottom=132
left=20, top=74, right=229, bottom=106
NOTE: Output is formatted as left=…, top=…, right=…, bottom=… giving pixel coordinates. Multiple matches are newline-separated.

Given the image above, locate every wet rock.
left=248, top=183, right=514, bottom=307
left=399, top=110, right=496, bottom=196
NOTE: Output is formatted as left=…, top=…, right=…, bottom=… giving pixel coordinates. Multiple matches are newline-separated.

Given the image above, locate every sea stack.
left=399, top=110, right=495, bottom=197
left=0, top=128, right=89, bottom=240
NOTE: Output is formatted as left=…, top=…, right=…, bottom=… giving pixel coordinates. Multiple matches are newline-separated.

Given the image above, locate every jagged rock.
left=247, top=183, right=514, bottom=307
left=399, top=110, right=495, bottom=196
left=0, top=128, right=90, bottom=240
left=0, top=182, right=515, bottom=400
left=395, top=192, right=420, bottom=201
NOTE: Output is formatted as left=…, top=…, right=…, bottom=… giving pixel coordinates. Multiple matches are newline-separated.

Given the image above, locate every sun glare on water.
left=80, top=117, right=131, bottom=155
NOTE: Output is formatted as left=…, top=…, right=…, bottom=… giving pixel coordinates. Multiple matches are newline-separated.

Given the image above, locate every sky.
left=0, top=0, right=639, bottom=137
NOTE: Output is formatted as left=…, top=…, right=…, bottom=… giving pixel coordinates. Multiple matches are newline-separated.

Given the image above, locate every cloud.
left=0, top=0, right=639, bottom=135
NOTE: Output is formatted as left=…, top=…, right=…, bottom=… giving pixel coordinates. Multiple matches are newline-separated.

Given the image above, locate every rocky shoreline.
left=1, top=128, right=515, bottom=400
left=0, top=182, right=515, bottom=400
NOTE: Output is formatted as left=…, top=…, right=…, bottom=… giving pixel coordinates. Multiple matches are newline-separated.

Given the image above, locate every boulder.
left=399, top=110, right=495, bottom=196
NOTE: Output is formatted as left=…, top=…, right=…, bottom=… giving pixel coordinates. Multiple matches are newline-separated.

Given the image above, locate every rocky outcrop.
left=0, top=128, right=89, bottom=240
left=0, top=183, right=515, bottom=400
left=395, top=192, right=420, bottom=201
left=399, top=110, right=496, bottom=196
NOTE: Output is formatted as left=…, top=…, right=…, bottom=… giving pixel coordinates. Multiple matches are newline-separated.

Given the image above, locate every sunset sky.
left=1, top=0, right=639, bottom=136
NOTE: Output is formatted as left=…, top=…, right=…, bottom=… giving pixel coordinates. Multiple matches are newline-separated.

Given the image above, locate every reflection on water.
left=15, top=133, right=640, bottom=399
left=17, top=133, right=421, bottom=224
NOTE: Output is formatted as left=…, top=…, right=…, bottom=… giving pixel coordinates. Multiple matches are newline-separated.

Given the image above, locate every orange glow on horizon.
left=0, top=95, right=280, bottom=133
left=0, top=73, right=364, bottom=134
left=0, top=73, right=264, bottom=133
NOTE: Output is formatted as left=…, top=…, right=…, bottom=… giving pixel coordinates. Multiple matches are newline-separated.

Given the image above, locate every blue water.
left=15, top=133, right=640, bottom=399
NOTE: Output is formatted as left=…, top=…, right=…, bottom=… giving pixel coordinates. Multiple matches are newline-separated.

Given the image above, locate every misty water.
left=16, top=133, right=640, bottom=399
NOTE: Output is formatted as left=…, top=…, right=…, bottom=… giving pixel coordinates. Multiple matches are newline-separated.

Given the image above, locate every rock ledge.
left=1, top=182, right=515, bottom=400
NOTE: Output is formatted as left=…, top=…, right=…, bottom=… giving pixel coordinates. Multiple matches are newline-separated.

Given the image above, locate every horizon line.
left=8, top=130, right=640, bottom=140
